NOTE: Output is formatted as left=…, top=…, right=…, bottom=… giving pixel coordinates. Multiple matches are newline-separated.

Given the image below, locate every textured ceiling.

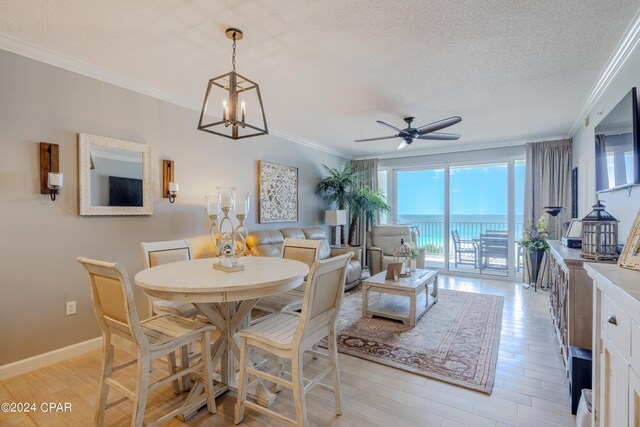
left=1, top=0, right=638, bottom=157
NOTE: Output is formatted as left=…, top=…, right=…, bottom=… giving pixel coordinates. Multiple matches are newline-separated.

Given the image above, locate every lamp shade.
left=325, top=210, right=347, bottom=226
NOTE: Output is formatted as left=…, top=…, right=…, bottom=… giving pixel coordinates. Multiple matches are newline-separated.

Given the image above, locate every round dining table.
left=134, top=256, right=309, bottom=417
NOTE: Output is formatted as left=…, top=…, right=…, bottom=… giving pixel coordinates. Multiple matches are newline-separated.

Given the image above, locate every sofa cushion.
left=301, top=227, right=331, bottom=260
left=246, top=230, right=284, bottom=257
left=280, top=228, right=306, bottom=239
left=371, top=225, right=412, bottom=255
left=186, top=235, right=216, bottom=259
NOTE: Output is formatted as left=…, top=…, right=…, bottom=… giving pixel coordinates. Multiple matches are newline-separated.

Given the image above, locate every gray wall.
left=0, top=49, right=345, bottom=365
left=572, top=42, right=640, bottom=242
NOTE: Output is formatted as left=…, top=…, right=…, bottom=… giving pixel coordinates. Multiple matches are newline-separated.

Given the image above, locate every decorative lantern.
left=393, top=238, right=412, bottom=277
left=580, top=201, right=619, bottom=261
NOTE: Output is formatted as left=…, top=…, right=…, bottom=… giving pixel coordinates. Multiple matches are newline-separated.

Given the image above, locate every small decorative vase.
left=410, top=259, right=417, bottom=271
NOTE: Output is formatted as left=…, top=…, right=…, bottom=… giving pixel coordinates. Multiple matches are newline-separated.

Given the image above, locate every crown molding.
left=568, top=8, right=640, bottom=136
left=0, top=32, right=351, bottom=159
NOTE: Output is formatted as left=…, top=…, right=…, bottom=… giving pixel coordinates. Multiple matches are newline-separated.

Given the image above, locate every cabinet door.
left=600, top=335, right=629, bottom=426
left=631, top=367, right=640, bottom=427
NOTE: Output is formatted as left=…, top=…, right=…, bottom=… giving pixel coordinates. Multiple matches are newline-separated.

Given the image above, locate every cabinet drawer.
left=602, top=295, right=631, bottom=357
left=632, top=321, right=640, bottom=374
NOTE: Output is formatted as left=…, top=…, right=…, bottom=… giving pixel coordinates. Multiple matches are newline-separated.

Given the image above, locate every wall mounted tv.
left=109, top=176, right=143, bottom=207
left=595, top=87, right=640, bottom=192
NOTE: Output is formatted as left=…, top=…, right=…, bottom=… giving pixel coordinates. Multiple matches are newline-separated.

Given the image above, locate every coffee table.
left=362, top=268, right=438, bottom=327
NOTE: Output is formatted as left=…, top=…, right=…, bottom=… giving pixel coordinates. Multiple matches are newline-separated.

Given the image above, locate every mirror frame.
left=79, top=133, right=153, bottom=216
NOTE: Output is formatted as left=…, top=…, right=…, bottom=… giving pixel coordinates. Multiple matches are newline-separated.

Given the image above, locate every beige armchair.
left=366, top=225, right=425, bottom=276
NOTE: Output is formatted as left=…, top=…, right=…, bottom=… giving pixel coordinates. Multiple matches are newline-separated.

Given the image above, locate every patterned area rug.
left=332, top=288, right=503, bottom=394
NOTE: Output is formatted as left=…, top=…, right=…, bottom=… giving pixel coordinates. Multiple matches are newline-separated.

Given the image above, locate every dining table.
left=134, top=256, right=309, bottom=419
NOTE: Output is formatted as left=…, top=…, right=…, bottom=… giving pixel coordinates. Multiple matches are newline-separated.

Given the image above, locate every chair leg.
left=167, top=352, right=181, bottom=394
left=132, top=352, right=151, bottom=427
left=95, top=342, right=114, bottom=427
left=274, top=357, right=285, bottom=393
left=234, top=338, right=249, bottom=424
left=202, top=332, right=216, bottom=414
left=180, top=345, right=191, bottom=391
left=328, top=330, right=342, bottom=416
left=291, top=349, right=308, bottom=427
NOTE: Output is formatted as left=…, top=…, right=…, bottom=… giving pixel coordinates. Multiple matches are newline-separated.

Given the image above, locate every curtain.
left=595, top=134, right=608, bottom=190
left=523, top=139, right=572, bottom=286
left=350, top=159, right=378, bottom=264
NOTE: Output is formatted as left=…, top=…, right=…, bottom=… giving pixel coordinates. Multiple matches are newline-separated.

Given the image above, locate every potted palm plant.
left=315, top=164, right=360, bottom=244
left=347, top=187, right=390, bottom=246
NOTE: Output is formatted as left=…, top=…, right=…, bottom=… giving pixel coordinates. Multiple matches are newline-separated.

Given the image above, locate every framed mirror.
left=79, top=133, right=153, bottom=216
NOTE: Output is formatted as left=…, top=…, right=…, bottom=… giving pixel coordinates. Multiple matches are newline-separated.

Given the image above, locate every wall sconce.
left=40, top=142, right=63, bottom=201
left=163, top=160, right=178, bottom=203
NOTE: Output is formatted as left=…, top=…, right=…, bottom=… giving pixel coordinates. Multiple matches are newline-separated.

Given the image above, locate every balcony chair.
left=254, top=238, right=321, bottom=315
left=77, top=257, right=216, bottom=427
left=451, top=230, right=479, bottom=268
left=234, top=253, right=352, bottom=426
left=366, top=225, right=424, bottom=276
left=478, top=231, right=509, bottom=273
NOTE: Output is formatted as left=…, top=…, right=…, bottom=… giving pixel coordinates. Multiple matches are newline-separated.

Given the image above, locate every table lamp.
left=325, top=210, right=347, bottom=246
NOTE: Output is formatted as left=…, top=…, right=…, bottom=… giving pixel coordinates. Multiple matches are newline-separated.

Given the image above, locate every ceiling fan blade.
left=397, top=140, right=409, bottom=150
left=354, top=135, right=399, bottom=142
left=417, top=132, right=461, bottom=141
left=417, top=116, right=462, bottom=135
left=377, top=120, right=410, bottom=136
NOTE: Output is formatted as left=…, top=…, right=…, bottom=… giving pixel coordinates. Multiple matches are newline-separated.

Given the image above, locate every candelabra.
left=206, top=187, right=251, bottom=272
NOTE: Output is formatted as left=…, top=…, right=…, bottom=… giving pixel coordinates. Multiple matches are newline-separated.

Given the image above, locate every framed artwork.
left=619, top=208, right=640, bottom=271
left=258, top=161, right=298, bottom=223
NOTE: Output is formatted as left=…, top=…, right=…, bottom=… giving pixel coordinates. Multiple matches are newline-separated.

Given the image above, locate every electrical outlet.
left=66, top=300, right=76, bottom=316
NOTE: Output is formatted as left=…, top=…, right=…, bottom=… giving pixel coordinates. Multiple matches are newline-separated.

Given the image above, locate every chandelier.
left=197, top=28, right=268, bottom=139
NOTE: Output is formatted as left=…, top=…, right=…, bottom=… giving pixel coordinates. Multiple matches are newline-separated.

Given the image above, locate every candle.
left=48, top=172, right=63, bottom=188
left=241, top=100, right=246, bottom=123
left=221, top=195, right=231, bottom=209
left=169, top=182, right=179, bottom=193
left=236, top=200, right=247, bottom=215
left=207, top=201, right=220, bottom=215
left=223, top=99, right=228, bottom=121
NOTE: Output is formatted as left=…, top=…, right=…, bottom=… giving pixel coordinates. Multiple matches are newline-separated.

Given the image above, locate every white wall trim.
left=568, top=9, right=640, bottom=136
left=0, top=32, right=350, bottom=160
left=0, top=337, right=101, bottom=381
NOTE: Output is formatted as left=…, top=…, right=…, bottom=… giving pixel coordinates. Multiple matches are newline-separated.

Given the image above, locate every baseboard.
left=0, top=337, right=102, bottom=381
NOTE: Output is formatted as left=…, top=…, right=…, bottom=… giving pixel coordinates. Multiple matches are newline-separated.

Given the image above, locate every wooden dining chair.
left=141, top=240, right=199, bottom=319
left=77, top=257, right=216, bottom=427
left=254, top=238, right=322, bottom=315
left=234, top=253, right=352, bottom=426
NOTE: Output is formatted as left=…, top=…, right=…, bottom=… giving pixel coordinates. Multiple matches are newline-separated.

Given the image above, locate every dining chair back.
left=253, top=238, right=322, bottom=316
left=140, top=240, right=199, bottom=319
left=81, top=257, right=143, bottom=344
left=77, top=257, right=216, bottom=427
left=234, top=253, right=351, bottom=426
left=282, top=238, right=322, bottom=270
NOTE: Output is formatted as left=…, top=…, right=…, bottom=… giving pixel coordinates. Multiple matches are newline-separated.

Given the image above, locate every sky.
left=396, top=163, right=525, bottom=217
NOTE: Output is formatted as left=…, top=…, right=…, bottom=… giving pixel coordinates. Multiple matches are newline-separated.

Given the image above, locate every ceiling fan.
left=355, top=116, right=462, bottom=150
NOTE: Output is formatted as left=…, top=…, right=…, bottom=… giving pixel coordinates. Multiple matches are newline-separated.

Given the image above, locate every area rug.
left=331, top=289, right=503, bottom=394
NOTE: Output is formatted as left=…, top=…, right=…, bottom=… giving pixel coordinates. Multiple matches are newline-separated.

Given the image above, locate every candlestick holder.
left=206, top=189, right=251, bottom=272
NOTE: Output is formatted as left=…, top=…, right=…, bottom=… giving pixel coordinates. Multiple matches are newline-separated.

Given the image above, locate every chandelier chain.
left=232, top=33, right=236, bottom=71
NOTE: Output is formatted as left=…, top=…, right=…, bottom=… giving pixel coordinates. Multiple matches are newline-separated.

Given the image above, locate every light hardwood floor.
left=0, top=275, right=576, bottom=427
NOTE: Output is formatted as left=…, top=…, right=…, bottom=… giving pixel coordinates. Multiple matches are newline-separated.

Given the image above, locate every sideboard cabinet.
left=548, top=241, right=603, bottom=368
left=585, top=263, right=640, bottom=426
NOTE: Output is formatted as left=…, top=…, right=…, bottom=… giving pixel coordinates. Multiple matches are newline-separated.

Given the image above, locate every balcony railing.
left=404, top=221, right=523, bottom=253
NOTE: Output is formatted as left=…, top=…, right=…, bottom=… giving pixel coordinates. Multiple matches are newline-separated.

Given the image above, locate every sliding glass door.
left=449, top=163, right=508, bottom=277
left=396, top=169, right=445, bottom=269
left=390, top=158, right=525, bottom=279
